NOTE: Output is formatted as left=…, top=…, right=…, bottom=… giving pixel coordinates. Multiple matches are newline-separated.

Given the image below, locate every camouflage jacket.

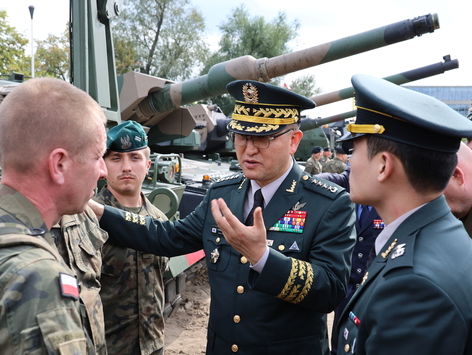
left=0, top=184, right=94, bottom=354
left=95, top=187, right=168, bottom=355
left=52, top=206, right=109, bottom=354
left=322, top=157, right=347, bottom=174
left=304, top=157, right=323, bottom=175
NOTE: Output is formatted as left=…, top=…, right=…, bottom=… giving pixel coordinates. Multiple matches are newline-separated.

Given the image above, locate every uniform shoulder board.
left=300, top=175, right=345, bottom=199
left=212, top=173, right=244, bottom=188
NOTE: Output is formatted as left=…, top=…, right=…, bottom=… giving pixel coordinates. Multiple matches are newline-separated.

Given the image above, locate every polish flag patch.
left=59, top=273, right=79, bottom=300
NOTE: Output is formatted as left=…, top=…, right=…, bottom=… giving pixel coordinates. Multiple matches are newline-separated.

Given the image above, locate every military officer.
left=0, top=78, right=108, bottom=353
left=90, top=80, right=356, bottom=355
left=320, top=147, right=332, bottom=167
left=335, top=74, right=472, bottom=354
left=305, top=146, right=323, bottom=175
left=95, top=121, right=168, bottom=355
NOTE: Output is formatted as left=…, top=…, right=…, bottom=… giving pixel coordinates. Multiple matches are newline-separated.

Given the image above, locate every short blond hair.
left=0, top=78, right=106, bottom=172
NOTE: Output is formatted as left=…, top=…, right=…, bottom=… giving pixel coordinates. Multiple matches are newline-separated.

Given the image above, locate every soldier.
left=90, top=80, right=356, bottom=355
left=444, top=142, right=472, bottom=236
left=51, top=208, right=109, bottom=354
left=0, top=78, right=107, bottom=353
left=304, top=146, right=323, bottom=175
left=320, top=147, right=332, bottom=168
left=322, top=146, right=348, bottom=173
left=335, top=74, right=472, bottom=354
left=95, top=121, right=168, bottom=355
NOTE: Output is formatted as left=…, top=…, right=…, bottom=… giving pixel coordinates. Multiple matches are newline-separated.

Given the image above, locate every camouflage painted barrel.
left=136, top=14, right=439, bottom=119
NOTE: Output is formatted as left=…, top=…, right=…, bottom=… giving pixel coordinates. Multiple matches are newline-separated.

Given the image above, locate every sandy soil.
left=164, top=261, right=334, bottom=354
left=164, top=262, right=210, bottom=354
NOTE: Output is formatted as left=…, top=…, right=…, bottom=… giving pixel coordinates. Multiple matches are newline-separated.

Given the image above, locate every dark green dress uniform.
left=336, top=196, right=472, bottom=354
left=336, top=74, right=472, bottom=354
left=99, top=163, right=355, bottom=355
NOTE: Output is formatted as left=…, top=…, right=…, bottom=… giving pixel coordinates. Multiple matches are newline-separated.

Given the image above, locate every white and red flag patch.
left=59, top=272, right=79, bottom=300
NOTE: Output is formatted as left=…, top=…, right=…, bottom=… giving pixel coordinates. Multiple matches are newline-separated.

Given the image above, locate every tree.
left=200, top=6, right=304, bottom=115
left=288, top=74, right=320, bottom=98
left=0, top=10, right=29, bottom=77
left=112, top=0, right=208, bottom=80
left=35, top=29, right=69, bottom=80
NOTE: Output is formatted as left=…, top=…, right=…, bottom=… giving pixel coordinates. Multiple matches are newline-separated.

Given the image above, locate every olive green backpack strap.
left=0, top=234, right=63, bottom=262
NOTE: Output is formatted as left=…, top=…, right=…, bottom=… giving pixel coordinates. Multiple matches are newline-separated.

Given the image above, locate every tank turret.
left=117, top=14, right=439, bottom=148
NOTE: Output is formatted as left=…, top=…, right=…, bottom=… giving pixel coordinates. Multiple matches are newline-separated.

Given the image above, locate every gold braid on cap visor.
left=345, top=106, right=390, bottom=134
left=231, top=101, right=300, bottom=125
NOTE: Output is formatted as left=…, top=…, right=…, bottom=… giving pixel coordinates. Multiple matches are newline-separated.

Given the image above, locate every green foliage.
left=0, top=11, right=29, bottom=77
left=34, top=28, right=69, bottom=80
left=201, top=6, right=301, bottom=115
left=113, top=0, right=208, bottom=80
left=288, top=75, right=320, bottom=98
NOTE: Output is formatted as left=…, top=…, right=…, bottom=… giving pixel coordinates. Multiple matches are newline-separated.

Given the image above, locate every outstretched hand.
left=211, top=198, right=267, bottom=264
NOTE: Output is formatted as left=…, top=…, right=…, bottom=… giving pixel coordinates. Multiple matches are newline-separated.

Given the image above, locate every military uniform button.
left=302, top=175, right=309, bottom=180
left=233, top=315, right=241, bottom=323
left=355, top=283, right=360, bottom=288
left=356, top=268, right=362, bottom=273
left=216, top=237, right=221, bottom=243
left=278, top=245, right=285, bottom=251
left=358, top=252, right=363, bottom=258
left=358, top=236, right=364, bottom=242
left=240, top=256, right=248, bottom=264
left=231, top=344, right=239, bottom=352
left=344, top=344, right=350, bottom=352
left=236, top=286, right=244, bottom=294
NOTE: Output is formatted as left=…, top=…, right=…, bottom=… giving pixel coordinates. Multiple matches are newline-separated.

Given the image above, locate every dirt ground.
left=164, top=262, right=334, bottom=354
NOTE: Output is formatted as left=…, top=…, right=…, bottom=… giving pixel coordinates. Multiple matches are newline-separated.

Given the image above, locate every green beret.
left=107, top=121, right=148, bottom=152
left=226, top=80, right=315, bottom=136
left=343, top=74, right=472, bottom=153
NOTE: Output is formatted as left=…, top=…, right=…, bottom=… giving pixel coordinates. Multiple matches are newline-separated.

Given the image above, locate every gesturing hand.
left=211, top=198, right=267, bottom=264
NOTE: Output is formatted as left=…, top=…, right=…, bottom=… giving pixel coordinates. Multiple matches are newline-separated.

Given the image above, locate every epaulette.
left=212, top=173, right=245, bottom=188
left=300, top=175, right=344, bottom=199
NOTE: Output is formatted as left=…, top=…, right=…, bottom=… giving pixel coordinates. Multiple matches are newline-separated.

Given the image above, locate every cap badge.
left=242, top=83, right=259, bottom=103
left=120, top=135, right=132, bottom=150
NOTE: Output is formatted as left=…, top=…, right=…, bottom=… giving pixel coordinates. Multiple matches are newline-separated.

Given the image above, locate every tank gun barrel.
left=300, top=55, right=459, bottom=131
left=134, top=13, right=439, bottom=122
left=311, top=55, right=457, bottom=107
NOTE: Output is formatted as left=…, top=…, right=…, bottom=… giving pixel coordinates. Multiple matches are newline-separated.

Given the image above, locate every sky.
left=1, top=0, right=471, bottom=117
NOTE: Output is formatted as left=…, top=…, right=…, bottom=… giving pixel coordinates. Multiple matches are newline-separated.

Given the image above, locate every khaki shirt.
left=95, top=187, right=168, bottom=355
left=0, top=184, right=93, bottom=354
left=304, top=157, right=323, bottom=175
left=52, top=206, right=109, bottom=354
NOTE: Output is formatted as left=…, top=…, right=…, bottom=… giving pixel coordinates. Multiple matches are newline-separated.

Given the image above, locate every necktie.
left=358, top=205, right=371, bottom=230
left=245, top=189, right=264, bottom=225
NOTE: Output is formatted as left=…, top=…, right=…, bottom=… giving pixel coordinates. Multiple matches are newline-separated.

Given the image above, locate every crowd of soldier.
left=1, top=75, right=472, bottom=355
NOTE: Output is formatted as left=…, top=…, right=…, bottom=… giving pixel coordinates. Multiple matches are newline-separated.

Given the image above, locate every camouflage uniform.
left=322, top=157, right=347, bottom=173
left=52, top=206, right=109, bottom=354
left=320, top=156, right=331, bottom=170
left=304, top=157, right=323, bottom=175
left=0, top=184, right=94, bottom=353
left=95, top=187, right=168, bottom=355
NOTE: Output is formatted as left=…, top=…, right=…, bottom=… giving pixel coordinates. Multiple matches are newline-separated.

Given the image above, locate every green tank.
left=116, top=13, right=440, bottom=148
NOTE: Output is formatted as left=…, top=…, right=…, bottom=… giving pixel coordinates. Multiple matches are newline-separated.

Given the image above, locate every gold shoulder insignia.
left=277, top=258, right=314, bottom=304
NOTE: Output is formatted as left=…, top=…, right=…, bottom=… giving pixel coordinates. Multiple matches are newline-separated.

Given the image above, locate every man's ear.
left=48, top=148, right=70, bottom=185
left=451, top=166, right=465, bottom=187
left=377, top=152, right=395, bottom=183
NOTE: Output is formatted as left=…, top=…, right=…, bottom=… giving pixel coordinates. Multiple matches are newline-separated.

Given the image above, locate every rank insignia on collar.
left=59, top=272, right=79, bottom=300
left=269, top=210, right=306, bottom=233
left=285, top=180, right=297, bottom=193
left=381, top=239, right=398, bottom=259
left=210, top=248, right=220, bottom=263
left=391, top=243, right=406, bottom=259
